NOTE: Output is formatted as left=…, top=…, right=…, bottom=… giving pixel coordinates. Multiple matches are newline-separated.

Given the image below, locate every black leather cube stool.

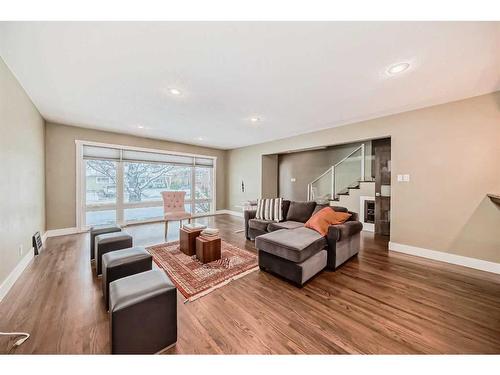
left=109, top=270, right=177, bottom=354
left=89, top=225, right=121, bottom=262
left=95, top=232, right=133, bottom=275
left=102, top=247, right=153, bottom=310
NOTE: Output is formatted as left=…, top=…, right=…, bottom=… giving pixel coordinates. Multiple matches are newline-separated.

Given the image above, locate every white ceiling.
left=1, top=22, right=499, bottom=149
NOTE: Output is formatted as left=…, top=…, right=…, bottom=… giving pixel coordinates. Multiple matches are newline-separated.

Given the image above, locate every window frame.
left=76, top=140, right=217, bottom=230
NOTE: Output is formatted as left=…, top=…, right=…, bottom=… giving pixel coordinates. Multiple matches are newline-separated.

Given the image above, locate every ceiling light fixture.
left=250, top=117, right=260, bottom=123
left=197, top=136, right=204, bottom=141
left=169, top=88, right=182, bottom=96
left=137, top=125, right=144, bottom=129
left=386, top=62, right=411, bottom=76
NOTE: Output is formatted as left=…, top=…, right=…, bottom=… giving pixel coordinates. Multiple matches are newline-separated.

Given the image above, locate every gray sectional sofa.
left=245, top=201, right=362, bottom=286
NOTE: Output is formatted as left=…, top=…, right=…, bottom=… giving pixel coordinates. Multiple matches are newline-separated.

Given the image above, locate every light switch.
left=403, top=174, right=410, bottom=182
left=397, top=174, right=403, bottom=182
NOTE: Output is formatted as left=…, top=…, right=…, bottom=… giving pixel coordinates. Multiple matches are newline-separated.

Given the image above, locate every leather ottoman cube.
left=109, top=270, right=177, bottom=354
left=95, top=232, right=133, bottom=275
left=89, top=225, right=121, bottom=261
left=102, top=246, right=152, bottom=310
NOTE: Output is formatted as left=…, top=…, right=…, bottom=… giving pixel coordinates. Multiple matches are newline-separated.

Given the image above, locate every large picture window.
left=78, top=142, right=215, bottom=228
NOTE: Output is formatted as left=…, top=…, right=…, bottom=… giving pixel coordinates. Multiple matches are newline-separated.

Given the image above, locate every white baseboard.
left=362, top=223, right=374, bottom=233
left=215, top=209, right=243, bottom=217
left=45, top=227, right=81, bottom=238
left=389, top=242, right=500, bottom=275
left=0, top=248, right=34, bottom=301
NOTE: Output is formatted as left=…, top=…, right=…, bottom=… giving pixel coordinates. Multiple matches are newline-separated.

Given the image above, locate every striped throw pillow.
left=255, top=198, right=283, bottom=222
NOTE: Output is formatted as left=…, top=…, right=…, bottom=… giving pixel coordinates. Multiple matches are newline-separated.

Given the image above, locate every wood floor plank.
left=1, top=214, right=499, bottom=354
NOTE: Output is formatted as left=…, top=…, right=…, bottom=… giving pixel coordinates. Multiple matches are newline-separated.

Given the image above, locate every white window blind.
left=122, top=149, right=194, bottom=166
left=82, top=145, right=214, bottom=167
left=195, top=157, right=214, bottom=167
left=82, top=145, right=121, bottom=160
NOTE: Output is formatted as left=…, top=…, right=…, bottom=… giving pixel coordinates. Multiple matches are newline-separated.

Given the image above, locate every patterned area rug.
left=147, top=240, right=258, bottom=302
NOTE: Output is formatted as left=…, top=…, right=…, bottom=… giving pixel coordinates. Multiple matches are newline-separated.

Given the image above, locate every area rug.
left=147, top=240, right=258, bottom=302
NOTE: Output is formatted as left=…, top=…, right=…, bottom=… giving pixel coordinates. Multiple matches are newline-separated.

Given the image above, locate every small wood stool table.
left=179, top=227, right=203, bottom=256
left=195, top=236, right=221, bottom=263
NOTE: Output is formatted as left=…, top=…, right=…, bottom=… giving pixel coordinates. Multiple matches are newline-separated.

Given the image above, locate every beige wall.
left=0, top=58, right=45, bottom=287
left=45, top=123, right=227, bottom=230
left=228, top=92, right=500, bottom=263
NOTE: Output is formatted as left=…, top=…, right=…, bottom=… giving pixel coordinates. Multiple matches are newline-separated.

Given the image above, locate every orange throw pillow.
left=305, top=207, right=351, bottom=236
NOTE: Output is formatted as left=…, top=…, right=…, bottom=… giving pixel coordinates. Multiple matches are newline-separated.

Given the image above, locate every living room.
left=1, top=1, right=500, bottom=373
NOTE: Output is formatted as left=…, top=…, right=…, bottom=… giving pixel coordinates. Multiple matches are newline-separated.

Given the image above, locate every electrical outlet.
left=403, top=174, right=410, bottom=182
left=18, top=244, right=23, bottom=256
left=397, top=174, right=403, bottom=182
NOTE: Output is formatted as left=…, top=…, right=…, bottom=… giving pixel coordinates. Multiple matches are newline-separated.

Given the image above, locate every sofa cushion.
left=305, top=207, right=351, bottom=236
left=255, top=198, right=283, bottom=222
left=255, top=227, right=327, bottom=263
left=286, top=201, right=317, bottom=223
left=248, top=218, right=273, bottom=232
left=267, top=220, right=304, bottom=232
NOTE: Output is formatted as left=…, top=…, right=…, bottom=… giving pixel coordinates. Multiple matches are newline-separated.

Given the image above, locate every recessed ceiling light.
left=387, top=62, right=411, bottom=75
left=196, top=136, right=204, bottom=141
left=137, top=125, right=144, bottom=129
left=169, top=88, right=182, bottom=96
left=250, top=117, right=260, bottom=123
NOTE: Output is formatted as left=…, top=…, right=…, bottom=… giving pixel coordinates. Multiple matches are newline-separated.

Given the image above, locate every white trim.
left=75, top=141, right=84, bottom=230
left=359, top=195, right=375, bottom=232
left=212, top=156, right=217, bottom=214
left=389, top=242, right=500, bottom=275
left=215, top=209, right=243, bottom=217
left=0, top=249, right=34, bottom=301
left=45, top=227, right=85, bottom=238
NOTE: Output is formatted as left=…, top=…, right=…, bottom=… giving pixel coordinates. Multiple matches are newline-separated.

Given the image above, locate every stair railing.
left=307, top=144, right=365, bottom=201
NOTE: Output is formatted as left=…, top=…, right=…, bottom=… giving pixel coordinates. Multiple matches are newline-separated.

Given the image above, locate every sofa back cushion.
left=305, top=207, right=352, bottom=236
left=286, top=201, right=317, bottom=223
left=281, top=200, right=291, bottom=221
left=312, top=204, right=351, bottom=217
left=255, top=198, right=283, bottom=222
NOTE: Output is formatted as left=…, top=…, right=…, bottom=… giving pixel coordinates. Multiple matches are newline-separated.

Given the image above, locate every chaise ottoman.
left=255, top=227, right=328, bottom=286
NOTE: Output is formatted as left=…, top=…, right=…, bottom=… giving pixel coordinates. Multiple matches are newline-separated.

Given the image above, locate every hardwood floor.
left=1, top=214, right=500, bottom=354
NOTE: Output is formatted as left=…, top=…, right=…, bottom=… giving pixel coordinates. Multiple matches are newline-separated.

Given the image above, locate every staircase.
left=307, top=144, right=369, bottom=202
left=333, top=180, right=375, bottom=214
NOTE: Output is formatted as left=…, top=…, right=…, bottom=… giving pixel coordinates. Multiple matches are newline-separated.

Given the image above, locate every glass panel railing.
left=333, top=147, right=363, bottom=199
left=309, top=167, right=333, bottom=202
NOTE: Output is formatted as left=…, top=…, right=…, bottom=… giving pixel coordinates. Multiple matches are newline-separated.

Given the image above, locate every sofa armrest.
left=327, top=221, right=363, bottom=242
left=326, top=221, right=363, bottom=269
left=244, top=209, right=257, bottom=239
left=348, top=211, right=359, bottom=222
